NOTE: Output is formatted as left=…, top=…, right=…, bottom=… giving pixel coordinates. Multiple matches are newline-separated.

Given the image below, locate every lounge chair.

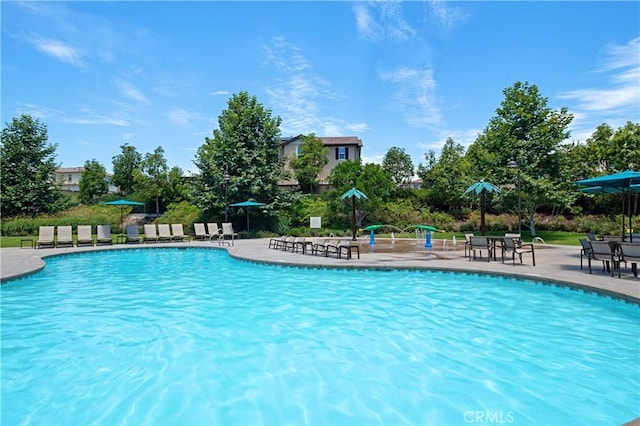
left=579, top=238, right=594, bottom=270
left=504, top=233, right=522, bottom=247
left=96, top=225, right=113, bottom=245
left=221, top=223, right=238, bottom=242
left=269, top=235, right=286, bottom=249
left=469, top=236, right=491, bottom=261
left=143, top=224, right=159, bottom=243
left=193, top=223, right=209, bottom=240
left=207, top=223, right=223, bottom=240
left=157, top=224, right=173, bottom=243
left=501, top=237, right=535, bottom=266
left=36, top=226, right=55, bottom=249
left=586, top=232, right=597, bottom=241
left=126, top=224, right=142, bottom=243
left=618, top=243, right=640, bottom=277
left=171, top=224, right=189, bottom=242
left=77, top=225, right=94, bottom=246
left=463, top=233, right=474, bottom=258
left=56, top=225, right=74, bottom=248
left=588, top=241, right=620, bottom=277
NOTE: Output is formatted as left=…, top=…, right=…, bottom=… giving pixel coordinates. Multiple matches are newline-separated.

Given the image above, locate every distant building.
left=279, top=135, right=363, bottom=189
left=407, top=178, right=423, bottom=189
left=54, top=167, right=118, bottom=193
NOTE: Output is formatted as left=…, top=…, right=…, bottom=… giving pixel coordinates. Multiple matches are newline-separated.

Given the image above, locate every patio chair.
left=579, top=239, right=594, bottom=270
left=143, top=224, right=159, bottom=243
left=193, top=223, right=209, bottom=240
left=207, top=223, right=223, bottom=241
left=469, top=236, right=491, bottom=261
left=588, top=241, right=620, bottom=277
left=56, top=225, right=74, bottom=248
left=502, top=237, right=535, bottom=266
left=157, top=224, right=173, bottom=243
left=602, top=235, right=623, bottom=242
left=269, top=235, right=287, bottom=249
left=171, top=224, right=189, bottom=242
left=463, top=233, right=474, bottom=258
left=618, top=243, right=640, bottom=277
left=36, top=226, right=55, bottom=249
left=586, top=232, right=597, bottom=241
left=96, top=225, right=113, bottom=245
left=221, top=223, right=238, bottom=241
left=126, top=224, right=142, bottom=243
left=504, top=233, right=522, bottom=247
left=77, top=225, right=94, bottom=246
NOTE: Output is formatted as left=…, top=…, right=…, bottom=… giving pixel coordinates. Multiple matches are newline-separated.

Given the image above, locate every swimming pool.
left=1, top=248, right=638, bottom=425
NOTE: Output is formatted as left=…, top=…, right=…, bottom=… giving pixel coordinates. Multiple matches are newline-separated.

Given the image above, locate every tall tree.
left=289, top=133, right=329, bottom=193
left=133, top=146, right=169, bottom=214
left=79, top=159, right=108, bottom=204
left=112, top=143, right=142, bottom=195
left=467, top=81, right=573, bottom=235
left=194, top=91, right=283, bottom=226
left=382, top=146, right=414, bottom=187
left=0, top=114, right=66, bottom=217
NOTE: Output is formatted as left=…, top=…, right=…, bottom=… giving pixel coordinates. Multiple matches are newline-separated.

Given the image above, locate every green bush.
left=1, top=205, right=117, bottom=236
left=155, top=201, right=201, bottom=229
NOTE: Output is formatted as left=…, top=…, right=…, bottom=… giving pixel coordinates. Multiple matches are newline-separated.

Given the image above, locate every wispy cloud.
left=380, top=67, right=441, bottom=128
left=353, top=2, right=415, bottom=42
left=165, top=107, right=205, bottom=128
left=210, top=90, right=230, bottom=96
left=262, top=37, right=363, bottom=137
left=116, top=80, right=151, bottom=105
left=31, top=36, right=85, bottom=67
left=418, top=129, right=480, bottom=154
left=347, top=122, right=370, bottom=133
left=427, top=0, right=469, bottom=29
left=557, top=37, right=640, bottom=141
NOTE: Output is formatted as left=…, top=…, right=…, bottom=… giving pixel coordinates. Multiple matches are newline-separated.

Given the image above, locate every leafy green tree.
left=164, top=166, right=191, bottom=204
left=328, top=160, right=394, bottom=229
left=466, top=81, right=573, bottom=235
left=194, top=91, right=283, bottom=228
left=112, top=143, right=142, bottom=195
left=417, top=137, right=469, bottom=213
left=289, top=133, right=329, bottom=193
left=0, top=114, right=67, bottom=217
left=382, top=146, right=414, bottom=187
left=133, top=146, right=169, bottom=214
left=79, top=159, right=108, bottom=204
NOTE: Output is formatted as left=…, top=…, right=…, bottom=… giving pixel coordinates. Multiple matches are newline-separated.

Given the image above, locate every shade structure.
left=341, top=188, right=368, bottom=240
left=464, top=180, right=501, bottom=236
left=229, top=200, right=266, bottom=236
left=104, top=199, right=145, bottom=233
left=575, top=170, right=640, bottom=242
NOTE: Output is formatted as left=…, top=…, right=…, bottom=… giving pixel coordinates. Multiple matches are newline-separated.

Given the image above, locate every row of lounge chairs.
left=193, top=223, right=238, bottom=244
left=269, top=236, right=359, bottom=260
left=35, top=224, right=191, bottom=248
left=580, top=239, right=640, bottom=278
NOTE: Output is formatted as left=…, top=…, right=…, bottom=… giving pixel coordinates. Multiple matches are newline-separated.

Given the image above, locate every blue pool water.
left=1, top=248, right=638, bottom=425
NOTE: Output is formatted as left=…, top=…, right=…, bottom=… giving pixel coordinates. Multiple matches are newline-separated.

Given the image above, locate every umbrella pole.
left=480, top=191, right=486, bottom=236
left=352, top=195, right=356, bottom=240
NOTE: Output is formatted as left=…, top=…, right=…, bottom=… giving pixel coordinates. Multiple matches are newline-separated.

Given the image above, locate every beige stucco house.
left=279, top=135, right=363, bottom=189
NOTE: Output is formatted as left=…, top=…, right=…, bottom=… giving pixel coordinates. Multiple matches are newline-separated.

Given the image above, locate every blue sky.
left=2, top=1, right=639, bottom=175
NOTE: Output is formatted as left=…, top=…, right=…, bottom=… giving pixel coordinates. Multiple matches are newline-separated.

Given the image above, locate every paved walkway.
left=1, top=238, right=638, bottom=303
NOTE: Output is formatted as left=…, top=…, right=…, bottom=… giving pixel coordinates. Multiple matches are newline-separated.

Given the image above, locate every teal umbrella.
left=104, top=199, right=145, bottom=233
left=230, top=200, right=266, bottom=235
left=341, top=188, right=368, bottom=240
left=576, top=170, right=640, bottom=241
left=464, top=180, right=501, bottom=236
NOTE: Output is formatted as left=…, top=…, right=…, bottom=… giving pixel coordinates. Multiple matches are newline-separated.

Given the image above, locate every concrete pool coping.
left=2, top=237, right=638, bottom=303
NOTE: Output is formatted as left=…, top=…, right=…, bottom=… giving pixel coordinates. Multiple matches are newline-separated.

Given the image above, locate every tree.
left=194, top=91, right=283, bottom=228
left=0, top=114, right=67, bottom=217
left=466, top=81, right=573, bottom=235
left=289, top=133, right=329, bottom=193
left=133, top=146, right=169, bottom=214
left=79, top=159, right=108, bottom=204
left=382, top=147, right=414, bottom=187
left=112, top=143, right=142, bottom=195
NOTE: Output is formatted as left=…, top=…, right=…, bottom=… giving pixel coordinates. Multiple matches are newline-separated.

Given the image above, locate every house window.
left=68, top=174, right=72, bottom=182
left=335, top=147, right=348, bottom=160
left=296, top=145, right=302, bottom=157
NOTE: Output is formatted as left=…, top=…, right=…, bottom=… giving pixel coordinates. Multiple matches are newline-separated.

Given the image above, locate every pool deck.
left=1, top=238, right=639, bottom=303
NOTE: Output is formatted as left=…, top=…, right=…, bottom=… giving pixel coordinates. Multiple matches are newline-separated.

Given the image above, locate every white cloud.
left=211, top=90, right=230, bottom=96
left=62, top=116, right=130, bottom=126
left=427, top=0, right=469, bottom=29
left=353, top=2, right=415, bottom=42
left=165, top=108, right=204, bottom=128
left=380, top=67, right=441, bottom=128
left=31, top=36, right=85, bottom=67
left=347, top=122, right=370, bottom=133
left=116, top=80, right=151, bottom=104
left=558, top=37, right=640, bottom=143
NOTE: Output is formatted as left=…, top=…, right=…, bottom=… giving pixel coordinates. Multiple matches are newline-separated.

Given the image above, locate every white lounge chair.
left=96, top=225, right=112, bottom=245
left=36, top=226, right=55, bottom=249
left=171, top=224, right=189, bottom=242
left=126, top=224, right=142, bottom=244
left=193, top=223, right=209, bottom=240
left=56, top=225, right=74, bottom=248
left=221, top=223, right=238, bottom=245
left=77, top=225, right=94, bottom=246
left=157, top=224, right=173, bottom=243
left=143, top=224, right=159, bottom=243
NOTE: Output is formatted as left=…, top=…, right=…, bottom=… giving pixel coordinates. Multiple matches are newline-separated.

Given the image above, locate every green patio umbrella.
left=464, top=180, right=501, bottom=236
left=104, top=199, right=145, bottom=234
left=575, top=170, right=640, bottom=241
left=229, top=200, right=266, bottom=235
left=341, top=188, right=368, bottom=240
